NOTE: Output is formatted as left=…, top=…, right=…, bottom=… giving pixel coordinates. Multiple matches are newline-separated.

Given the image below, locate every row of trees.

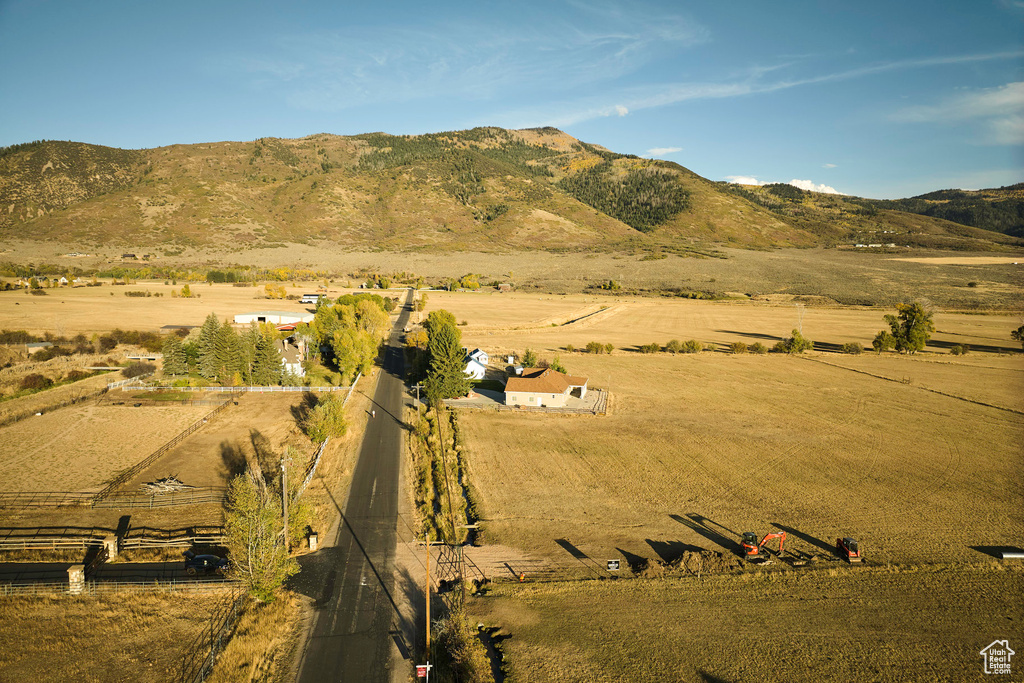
left=298, top=294, right=393, bottom=384
left=162, top=314, right=284, bottom=385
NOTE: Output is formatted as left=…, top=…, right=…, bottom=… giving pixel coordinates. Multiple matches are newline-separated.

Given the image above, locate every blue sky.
left=1, top=0, right=1021, bottom=198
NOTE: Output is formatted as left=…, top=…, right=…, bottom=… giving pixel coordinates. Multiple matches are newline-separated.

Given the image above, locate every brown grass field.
left=0, top=591, right=228, bottom=683
left=0, top=402, right=212, bottom=492
left=429, top=290, right=1023, bottom=356
left=471, top=563, right=1024, bottom=683
left=459, top=353, right=1023, bottom=567
left=443, top=290, right=1023, bottom=681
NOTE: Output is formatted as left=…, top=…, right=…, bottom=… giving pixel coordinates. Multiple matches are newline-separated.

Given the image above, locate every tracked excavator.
left=740, top=531, right=787, bottom=562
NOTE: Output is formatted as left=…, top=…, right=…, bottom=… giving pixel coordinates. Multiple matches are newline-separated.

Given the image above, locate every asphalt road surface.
left=296, top=290, right=413, bottom=683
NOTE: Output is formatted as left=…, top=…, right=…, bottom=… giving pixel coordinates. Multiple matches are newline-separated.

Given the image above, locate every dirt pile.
left=639, top=550, right=742, bottom=578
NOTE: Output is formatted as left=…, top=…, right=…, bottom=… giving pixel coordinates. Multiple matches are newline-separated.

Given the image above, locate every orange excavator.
left=740, top=531, right=787, bottom=561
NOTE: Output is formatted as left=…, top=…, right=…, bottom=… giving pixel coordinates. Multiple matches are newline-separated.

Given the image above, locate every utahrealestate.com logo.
left=980, top=640, right=1014, bottom=675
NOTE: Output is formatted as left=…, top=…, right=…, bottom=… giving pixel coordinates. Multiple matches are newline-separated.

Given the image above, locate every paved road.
left=296, top=290, right=413, bottom=683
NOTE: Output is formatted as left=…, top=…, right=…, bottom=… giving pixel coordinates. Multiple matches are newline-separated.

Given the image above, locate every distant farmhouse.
left=504, top=367, right=588, bottom=408
left=464, top=348, right=489, bottom=380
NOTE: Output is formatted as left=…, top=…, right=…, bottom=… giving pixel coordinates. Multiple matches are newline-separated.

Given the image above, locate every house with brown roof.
left=504, top=367, right=588, bottom=407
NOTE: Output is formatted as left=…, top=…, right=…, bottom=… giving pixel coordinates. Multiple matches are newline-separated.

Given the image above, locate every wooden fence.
left=107, top=373, right=154, bottom=389
left=121, top=525, right=226, bottom=550
left=94, top=400, right=234, bottom=501
left=0, top=526, right=109, bottom=550
left=446, top=389, right=609, bottom=416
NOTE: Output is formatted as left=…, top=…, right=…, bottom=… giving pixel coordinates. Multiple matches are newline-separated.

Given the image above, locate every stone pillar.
left=308, top=532, right=319, bottom=552
left=103, top=535, right=118, bottom=561
left=67, top=565, right=85, bottom=596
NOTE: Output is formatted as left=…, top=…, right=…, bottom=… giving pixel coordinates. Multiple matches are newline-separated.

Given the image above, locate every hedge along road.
left=295, top=289, right=413, bottom=683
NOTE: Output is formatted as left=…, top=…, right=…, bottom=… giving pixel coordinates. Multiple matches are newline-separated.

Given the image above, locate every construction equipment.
left=740, top=531, right=787, bottom=561
left=836, top=537, right=862, bottom=563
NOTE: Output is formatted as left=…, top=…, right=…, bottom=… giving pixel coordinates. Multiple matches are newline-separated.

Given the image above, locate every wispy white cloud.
left=890, top=81, right=1024, bottom=145
left=498, top=49, right=1024, bottom=130
left=225, top=4, right=709, bottom=113
left=891, top=81, right=1024, bottom=122
left=724, top=175, right=763, bottom=185
left=823, top=163, right=837, bottom=169
left=645, top=146, right=682, bottom=156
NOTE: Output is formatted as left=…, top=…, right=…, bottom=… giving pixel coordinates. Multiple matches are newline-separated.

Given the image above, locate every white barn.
left=233, top=311, right=314, bottom=326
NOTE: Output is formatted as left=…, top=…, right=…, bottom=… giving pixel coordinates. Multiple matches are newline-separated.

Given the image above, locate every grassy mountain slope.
left=861, top=184, right=1024, bottom=237
left=0, top=129, right=1017, bottom=253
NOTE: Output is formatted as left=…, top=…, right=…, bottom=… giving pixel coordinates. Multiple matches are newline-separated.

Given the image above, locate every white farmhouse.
left=464, top=358, right=487, bottom=380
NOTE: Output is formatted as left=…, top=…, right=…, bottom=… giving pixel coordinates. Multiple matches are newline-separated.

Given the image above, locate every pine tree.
left=198, top=313, right=221, bottom=378
left=425, top=318, right=470, bottom=400
left=252, top=331, right=283, bottom=385
left=214, top=320, right=240, bottom=382
left=161, top=335, right=187, bottom=375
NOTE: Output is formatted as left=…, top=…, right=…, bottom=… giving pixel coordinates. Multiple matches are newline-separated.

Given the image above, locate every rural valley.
left=0, top=120, right=1021, bottom=683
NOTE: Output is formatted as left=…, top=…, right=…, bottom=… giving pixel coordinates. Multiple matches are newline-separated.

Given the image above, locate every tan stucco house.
left=504, top=367, right=588, bottom=407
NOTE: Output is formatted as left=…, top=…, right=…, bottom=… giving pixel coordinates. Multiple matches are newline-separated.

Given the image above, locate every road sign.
left=607, top=560, right=620, bottom=571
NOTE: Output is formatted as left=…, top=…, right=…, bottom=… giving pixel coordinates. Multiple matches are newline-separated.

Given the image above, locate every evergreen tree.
left=425, top=318, right=470, bottom=400
left=161, top=335, right=187, bottom=375
left=215, top=320, right=240, bottom=382
left=198, top=312, right=221, bottom=378
left=240, top=323, right=262, bottom=384
left=252, top=330, right=283, bottom=385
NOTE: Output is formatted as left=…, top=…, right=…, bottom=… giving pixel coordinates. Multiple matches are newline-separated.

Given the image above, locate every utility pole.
left=425, top=538, right=431, bottom=669
left=412, top=384, right=423, bottom=411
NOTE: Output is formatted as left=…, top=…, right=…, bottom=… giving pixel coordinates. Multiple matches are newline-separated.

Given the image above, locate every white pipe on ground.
left=999, top=551, right=1024, bottom=559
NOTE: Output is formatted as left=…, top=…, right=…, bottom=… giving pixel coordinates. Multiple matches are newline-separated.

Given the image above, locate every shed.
left=233, top=311, right=314, bottom=326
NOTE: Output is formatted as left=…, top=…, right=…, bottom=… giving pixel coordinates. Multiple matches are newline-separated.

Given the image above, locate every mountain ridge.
left=1, top=128, right=1019, bottom=254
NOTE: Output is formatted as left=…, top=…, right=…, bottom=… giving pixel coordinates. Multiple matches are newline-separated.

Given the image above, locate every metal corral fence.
left=0, top=488, right=227, bottom=510
left=180, top=588, right=247, bottom=683
left=94, top=399, right=234, bottom=501
left=94, top=487, right=228, bottom=509
left=0, top=578, right=236, bottom=598
left=121, top=525, right=226, bottom=550
left=130, top=384, right=351, bottom=393
left=0, top=491, right=94, bottom=509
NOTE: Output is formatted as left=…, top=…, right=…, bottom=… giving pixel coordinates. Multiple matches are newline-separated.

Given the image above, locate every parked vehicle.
left=183, top=550, right=229, bottom=576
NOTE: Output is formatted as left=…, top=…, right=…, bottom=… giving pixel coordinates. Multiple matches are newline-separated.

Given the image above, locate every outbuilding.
left=233, top=311, right=314, bottom=326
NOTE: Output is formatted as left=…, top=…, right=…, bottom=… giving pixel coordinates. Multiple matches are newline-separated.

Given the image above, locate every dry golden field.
left=0, top=591, right=228, bottom=683
left=460, top=353, right=1023, bottom=566
left=448, top=289, right=1023, bottom=681
left=0, top=402, right=211, bottom=492
left=2, top=245, right=1022, bottom=314
left=433, top=290, right=1023, bottom=356
left=0, top=281, right=365, bottom=335
left=471, top=563, right=1024, bottom=683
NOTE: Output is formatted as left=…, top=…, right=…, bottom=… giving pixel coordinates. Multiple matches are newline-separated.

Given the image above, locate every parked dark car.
left=183, top=550, right=229, bottom=576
